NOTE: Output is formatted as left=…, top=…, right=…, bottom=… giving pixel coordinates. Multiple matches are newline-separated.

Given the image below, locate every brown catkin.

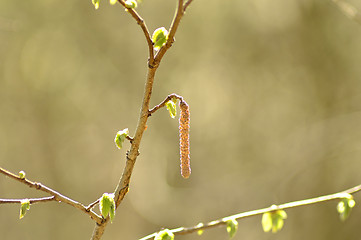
left=179, top=100, right=191, bottom=178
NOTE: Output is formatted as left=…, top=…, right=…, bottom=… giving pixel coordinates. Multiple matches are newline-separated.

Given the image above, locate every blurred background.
left=1, top=0, right=361, bottom=239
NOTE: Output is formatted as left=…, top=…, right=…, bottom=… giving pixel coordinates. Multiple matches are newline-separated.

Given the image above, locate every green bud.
left=99, top=193, right=116, bottom=222
left=92, top=0, right=100, bottom=9
left=125, top=0, right=137, bottom=8
left=166, top=100, right=177, bottom=119
left=152, top=27, right=169, bottom=50
left=262, top=205, right=287, bottom=233
left=19, top=199, right=30, bottom=219
left=226, top=219, right=238, bottom=238
left=19, top=171, right=26, bottom=179
left=154, top=229, right=174, bottom=240
left=114, top=128, right=129, bottom=149
left=337, top=193, right=355, bottom=221
left=110, top=0, right=117, bottom=5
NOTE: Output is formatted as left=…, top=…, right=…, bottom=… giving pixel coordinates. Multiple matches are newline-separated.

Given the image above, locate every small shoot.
left=226, top=219, right=238, bottom=239
left=154, top=229, right=174, bottom=240
left=196, top=223, right=204, bottom=236
left=337, top=193, right=356, bottom=221
left=262, top=205, right=287, bottom=233
left=125, top=0, right=138, bottom=9
left=114, top=128, right=129, bottom=149
left=152, top=27, right=169, bottom=50
left=92, top=0, right=100, bottom=9
left=166, top=100, right=177, bottom=119
left=99, top=193, right=116, bottom=222
left=19, top=199, right=30, bottom=219
left=18, top=170, right=26, bottom=180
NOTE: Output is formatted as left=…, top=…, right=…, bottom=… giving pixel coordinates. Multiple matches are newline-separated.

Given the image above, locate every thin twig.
left=0, top=167, right=102, bottom=224
left=183, top=0, right=194, bottom=12
left=148, top=93, right=184, bottom=116
left=0, top=196, right=55, bottom=204
left=139, top=184, right=361, bottom=239
left=117, top=0, right=154, bottom=64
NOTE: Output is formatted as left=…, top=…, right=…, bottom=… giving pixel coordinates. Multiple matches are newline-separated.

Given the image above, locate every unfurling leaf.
left=19, top=170, right=26, bottom=179
left=152, top=27, right=169, bottom=50
left=19, top=199, right=30, bottom=219
left=125, top=0, right=138, bottom=8
left=154, top=229, right=174, bottom=240
left=114, top=128, right=129, bottom=149
left=226, top=219, right=238, bottom=238
left=337, top=193, right=355, bottom=221
left=92, top=0, right=100, bottom=9
left=166, top=100, right=177, bottom=119
left=262, top=205, right=287, bottom=233
left=99, top=193, right=116, bottom=222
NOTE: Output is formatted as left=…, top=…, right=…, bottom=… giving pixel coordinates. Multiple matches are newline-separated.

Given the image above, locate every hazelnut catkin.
left=179, top=100, right=191, bottom=178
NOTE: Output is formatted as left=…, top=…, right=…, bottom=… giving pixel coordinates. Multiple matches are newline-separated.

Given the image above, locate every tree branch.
left=183, top=0, right=194, bottom=12
left=148, top=93, right=184, bottom=116
left=0, top=167, right=102, bottom=224
left=0, top=196, right=55, bottom=204
left=117, top=0, right=154, bottom=64
left=139, top=184, right=361, bottom=239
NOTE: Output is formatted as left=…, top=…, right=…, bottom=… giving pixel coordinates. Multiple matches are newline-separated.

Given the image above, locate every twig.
left=332, top=0, right=361, bottom=25
left=148, top=93, right=184, bottom=116
left=183, top=0, right=194, bottom=12
left=139, top=184, right=361, bottom=239
left=0, top=196, right=55, bottom=204
left=0, top=167, right=102, bottom=224
left=117, top=0, right=154, bottom=64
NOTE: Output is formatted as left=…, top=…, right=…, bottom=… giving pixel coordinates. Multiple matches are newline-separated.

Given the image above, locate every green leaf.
left=226, top=219, right=238, bottom=238
left=19, top=170, right=26, bottom=179
left=125, top=0, right=138, bottom=8
left=152, top=27, right=169, bottom=50
left=154, top=229, right=174, bottom=240
left=166, top=100, right=177, bottom=119
left=337, top=194, right=356, bottom=221
left=262, top=206, right=287, bottom=233
left=99, top=193, right=116, bottom=222
left=114, top=128, right=129, bottom=149
left=109, top=0, right=117, bottom=5
left=92, top=0, right=100, bottom=9
left=19, top=199, right=30, bottom=219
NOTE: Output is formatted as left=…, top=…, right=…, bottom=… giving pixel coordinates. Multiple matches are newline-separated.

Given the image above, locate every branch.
left=148, top=93, right=184, bottom=116
left=183, top=0, right=194, bottom=12
left=117, top=0, right=154, bottom=63
left=139, top=184, right=361, bottom=239
left=332, top=0, right=361, bottom=25
left=0, top=167, right=102, bottom=224
left=0, top=196, right=55, bottom=204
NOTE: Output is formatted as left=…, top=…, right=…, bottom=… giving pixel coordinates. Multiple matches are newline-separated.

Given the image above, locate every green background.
left=1, top=0, right=361, bottom=239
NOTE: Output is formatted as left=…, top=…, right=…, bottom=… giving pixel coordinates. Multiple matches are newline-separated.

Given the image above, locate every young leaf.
left=262, top=206, right=287, bottom=233
left=18, top=170, right=26, bottom=179
left=19, top=199, right=30, bottom=219
left=337, top=194, right=356, bottom=221
left=152, top=27, right=169, bottom=50
left=166, top=100, right=177, bottom=119
left=92, top=0, right=100, bottom=9
left=125, top=0, right=138, bottom=9
left=154, top=229, right=174, bottom=240
left=99, top=193, right=116, bottom=222
left=226, top=219, right=238, bottom=238
left=114, top=128, right=129, bottom=149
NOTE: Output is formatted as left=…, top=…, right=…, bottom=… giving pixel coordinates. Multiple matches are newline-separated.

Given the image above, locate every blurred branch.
left=0, top=196, right=55, bottom=204
left=0, top=167, right=102, bottom=224
left=90, top=1, right=194, bottom=239
left=139, top=184, right=361, bottom=239
left=332, top=0, right=361, bottom=25
left=117, top=0, right=154, bottom=63
left=148, top=93, right=184, bottom=116
left=183, top=0, right=194, bottom=12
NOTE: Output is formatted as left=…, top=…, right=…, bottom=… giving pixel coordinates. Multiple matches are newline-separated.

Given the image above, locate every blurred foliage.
left=1, top=0, right=361, bottom=239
